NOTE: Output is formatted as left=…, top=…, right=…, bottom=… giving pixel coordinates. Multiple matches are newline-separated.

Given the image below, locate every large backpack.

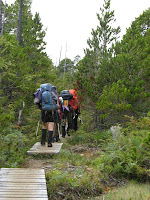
left=59, top=90, right=73, bottom=107
left=40, top=83, right=58, bottom=111
left=69, top=89, right=78, bottom=110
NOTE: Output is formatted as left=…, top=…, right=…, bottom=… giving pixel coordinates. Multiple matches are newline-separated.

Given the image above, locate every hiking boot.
left=41, top=141, right=45, bottom=146
left=56, top=136, right=59, bottom=142
left=41, top=129, right=46, bottom=146
left=48, top=131, right=53, bottom=147
left=62, top=126, right=66, bottom=138
left=62, top=134, right=65, bottom=138
left=48, top=143, right=52, bottom=147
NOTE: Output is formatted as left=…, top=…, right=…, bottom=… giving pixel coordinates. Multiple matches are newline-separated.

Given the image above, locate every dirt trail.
left=24, top=134, right=100, bottom=170
left=24, top=158, right=53, bottom=169
left=24, top=136, right=67, bottom=169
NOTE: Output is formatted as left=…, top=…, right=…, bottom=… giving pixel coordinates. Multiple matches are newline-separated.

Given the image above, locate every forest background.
left=0, top=0, right=150, bottom=199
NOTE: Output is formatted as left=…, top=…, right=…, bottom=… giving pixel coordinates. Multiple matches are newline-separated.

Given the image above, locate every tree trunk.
left=17, top=0, right=23, bottom=45
left=0, top=0, right=2, bottom=35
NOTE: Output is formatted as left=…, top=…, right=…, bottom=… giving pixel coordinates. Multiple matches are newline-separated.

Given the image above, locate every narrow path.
left=27, top=142, right=63, bottom=155
left=0, top=168, right=48, bottom=200
left=0, top=138, right=64, bottom=199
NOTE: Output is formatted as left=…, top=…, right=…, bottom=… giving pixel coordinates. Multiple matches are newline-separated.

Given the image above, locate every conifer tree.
left=96, top=8, right=150, bottom=123
left=75, top=0, right=120, bottom=129
left=87, top=0, right=120, bottom=62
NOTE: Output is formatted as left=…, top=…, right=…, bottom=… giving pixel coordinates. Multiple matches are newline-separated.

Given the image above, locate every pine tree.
left=87, top=0, right=120, bottom=62
left=75, top=0, right=120, bottom=130
left=96, top=8, right=150, bottom=123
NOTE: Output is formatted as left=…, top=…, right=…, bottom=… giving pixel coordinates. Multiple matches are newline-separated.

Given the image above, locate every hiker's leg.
left=53, top=122, right=59, bottom=142
left=41, top=129, right=47, bottom=145
left=53, top=113, right=59, bottom=142
left=42, top=122, right=47, bottom=129
left=67, top=111, right=73, bottom=136
left=53, top=122, right=57, bottom=141
left=47, top=122, right=54, bottom=147
left=62, top=118, right=66, bottom=137
left=41, top=122, right=47, bottom=145
left=55, top=123, right=59, bottom=142
left=74, top=115, right=78, bottom=131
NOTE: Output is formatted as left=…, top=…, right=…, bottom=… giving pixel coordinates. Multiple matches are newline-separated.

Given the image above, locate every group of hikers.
left=33, top=83, right=80, bottom=147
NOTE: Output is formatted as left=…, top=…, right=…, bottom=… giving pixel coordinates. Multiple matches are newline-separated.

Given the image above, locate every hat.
left=59, top=96, right=63, bottom=103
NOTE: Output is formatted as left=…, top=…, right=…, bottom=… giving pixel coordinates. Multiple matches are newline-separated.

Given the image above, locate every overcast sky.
left=6, top=0, right=150, bottom=66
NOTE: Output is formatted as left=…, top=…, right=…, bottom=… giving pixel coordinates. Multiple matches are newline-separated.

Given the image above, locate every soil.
left=24, top=158, right=54, bottom=169
left=24, top=136, right=100, bottom=169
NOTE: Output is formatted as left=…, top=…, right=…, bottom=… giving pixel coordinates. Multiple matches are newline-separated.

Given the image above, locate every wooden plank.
left=0, top=174, right=45, bottom=178
left=0, top=168, right=45, bottom=171
left=0, top=168, right=48, bottom=199
left=0, top=168, right=45, bottom=174
left=0, top=182, right=46, bottom=186
left=0, top=178, right=46, bottom=183
left=27, top=142, right=63, bottom=155
left=0, top=186, right=47, bottom=190
left=0, top=195, right=47, bottom=198
left=0, top=190, right=47, bottom=195
left=0, top=198, right=48, bottom=200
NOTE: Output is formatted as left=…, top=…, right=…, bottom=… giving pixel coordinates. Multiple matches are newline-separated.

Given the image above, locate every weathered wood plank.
left=0, top=198, right=48, bottom=200
left=0, top=168, right=44, bottom=172
left=0, top=168, right=48, bottom=199
left=0, top=190, right=47, bottom=195
left=0, top=168, right=45, bottom=174
left=0, top=182, right=45, bottom=187
left=0, top=195, right=48, bottom=197
left=27, top=142, right=63, bottom=155
left=0, top=186, right=47, bottom=190
left=0, top=178, right=46, bottom=183
left=0, top=174, right=45, bottom=178
left=0, top=191, right=47, bottom=198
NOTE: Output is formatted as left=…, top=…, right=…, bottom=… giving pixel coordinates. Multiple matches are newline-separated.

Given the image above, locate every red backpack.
left=69, top=89, right=78, bottom=111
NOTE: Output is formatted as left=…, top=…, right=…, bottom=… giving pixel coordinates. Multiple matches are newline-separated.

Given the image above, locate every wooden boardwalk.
left=27, top=142, right=63, bottom=155
left=0, top=168, right=48, bottom=200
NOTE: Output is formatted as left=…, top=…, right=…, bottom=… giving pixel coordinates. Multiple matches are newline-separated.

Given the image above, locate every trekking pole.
left=56, top=112, right=60, bottom=139
left=36, top=113, right=41, bottom=138
left=78, top=116, right=83, bottom=125
left=58, top=122, right=60, bottom=139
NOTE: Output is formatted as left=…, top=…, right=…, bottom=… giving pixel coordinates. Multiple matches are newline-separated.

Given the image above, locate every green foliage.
left=95, top=79, right=147, bottom=122
left=0, top=2, right=150, bottom=197
left=0, top=129, right=29, bottom=168
left=46, top=157, right=102, bottom=199
left=90, top=125, right=150, bottom=181
left=74, top=0, right=121, bottom=130
left=0, top=0, right=56, bottom=167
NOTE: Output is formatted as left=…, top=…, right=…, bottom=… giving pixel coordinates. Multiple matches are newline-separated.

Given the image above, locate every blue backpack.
left=40, top=83, right=58, bottom=111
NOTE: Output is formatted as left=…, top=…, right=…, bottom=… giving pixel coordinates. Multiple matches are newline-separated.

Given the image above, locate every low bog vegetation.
left=45, top=114, right=150, bottom=199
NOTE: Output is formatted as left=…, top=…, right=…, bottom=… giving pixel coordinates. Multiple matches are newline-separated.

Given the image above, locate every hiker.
left=72, top=103, right=81, bottom=131
left=51, top=86, right=60, bottom=142
left=53, top=98, right=63, bottom=141
left=41, top=111, right=55, bottom=147
left=59, top=89, right=79, bottom=137
left=62, top=104, right=73, bottom=137
left=69, top=89, right=80, bottom=131
left=33, top=83, right=59, bottom=147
